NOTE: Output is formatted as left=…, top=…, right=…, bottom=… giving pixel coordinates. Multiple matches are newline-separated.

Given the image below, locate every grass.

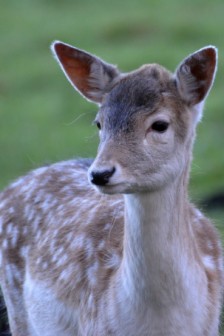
left=0, top=0, right=224, bottom=333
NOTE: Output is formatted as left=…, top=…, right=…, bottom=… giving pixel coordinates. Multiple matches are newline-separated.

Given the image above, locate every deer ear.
left=175, top=46, right=217, bottom=106
left=51, top=41, right=120, bottom=104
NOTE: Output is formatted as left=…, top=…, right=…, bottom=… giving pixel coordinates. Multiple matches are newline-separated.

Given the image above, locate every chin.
left=92, top=182, right=131, bottom=195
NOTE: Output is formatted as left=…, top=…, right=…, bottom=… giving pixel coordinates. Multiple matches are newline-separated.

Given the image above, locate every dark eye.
left=94, top=121, right=101, bottom=130
left=151, top=121, right=169, bottom=133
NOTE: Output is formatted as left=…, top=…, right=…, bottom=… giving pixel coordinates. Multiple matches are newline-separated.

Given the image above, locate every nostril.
left=90, top=167, right=116, bottom=186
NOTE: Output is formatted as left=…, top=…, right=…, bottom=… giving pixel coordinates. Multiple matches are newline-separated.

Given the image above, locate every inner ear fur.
left=175, top=46, right=217, bottom=106
left=51, top=41, right=120, bottom=104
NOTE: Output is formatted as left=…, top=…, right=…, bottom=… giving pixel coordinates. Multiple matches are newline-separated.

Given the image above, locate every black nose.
left=90, top=167, right=116, bottom=186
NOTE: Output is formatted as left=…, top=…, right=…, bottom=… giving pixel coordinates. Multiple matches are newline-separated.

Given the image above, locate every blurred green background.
left=0, top=0, right=224, bottom=333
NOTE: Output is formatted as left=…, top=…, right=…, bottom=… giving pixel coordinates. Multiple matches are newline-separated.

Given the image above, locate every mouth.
left=92, top=182, right=136, bottom=195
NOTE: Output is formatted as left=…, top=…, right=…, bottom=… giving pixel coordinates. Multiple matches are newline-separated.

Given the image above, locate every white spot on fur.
left=28, top=208, right=36, bottom=222
left=5, top=264, right=22, bottom=285
left=11, top=264, right=22, bottom=282
left=8, top=207, right=15, bottom=215
left=0, top=199, right=7, bottom=211
left=98, top=240, right=106, bottom=250
left=20, top=246, right=29, bottom=259
left=33, top=216, right=41, bottom=232
left=10, top=178, right=24, bottom=189
left=59, top=265, right=74, bottom=281
left=217, top=255, right=223, bottom=273
left=0, top=217, right=3, bottom=234
left=104, top=223, right=111, bottom=231
left=84, top=238, right=94, bottom=260
left=195, top=209, right=203, bottom=220
left=107, top=252, right=121, bottom=268
left=22, top=226, right=28, bottom=236
left=203, top=255, right=215, bottom=270
left=207, top=241, right=214, bottom=251
left=41, top=194, right=54, bottom=213
left=36, top=229, right=42, bottom=241
left=2, top=239, right=8, bottom=250
left=52, top=246, right=65, bottom=263
left=11, top=226, right=19, bottom=248
left=87, top=260, right=99, bottom=287
left=36, top=257, right=41, bottom=266
left=87, top=293, right=95, bottom=310
left=33, top=166, right=48, bottom=176
left=56, top=254, right=69, bottom=267
left=21, top=180, right=34, bottom=195
left=6, top=222, right=14, bottom=235
left=42, top=261, right=49, bottom=270
left=24, top=204, right=32, bottom=221
left=5, top=264, right=14, bottom=285
left=66, top=231, right=74, bottom=243
left=49, top=239, right=56, bottom=255
left=70, top=234, right=86, bottom=251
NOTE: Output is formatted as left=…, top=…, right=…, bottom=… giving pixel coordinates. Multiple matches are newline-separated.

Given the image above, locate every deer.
left=0, top=41, right=223, bottom=336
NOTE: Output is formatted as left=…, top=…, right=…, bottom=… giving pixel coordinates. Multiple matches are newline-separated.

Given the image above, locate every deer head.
left=52, top=42, right=217, bottom=194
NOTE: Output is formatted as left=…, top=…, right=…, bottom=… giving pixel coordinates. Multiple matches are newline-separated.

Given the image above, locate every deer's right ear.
left=51, top=41, right=120, bottom=104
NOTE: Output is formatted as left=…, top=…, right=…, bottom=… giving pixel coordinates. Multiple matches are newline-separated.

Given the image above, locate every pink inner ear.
left=54, top=43, right=93, bottom=97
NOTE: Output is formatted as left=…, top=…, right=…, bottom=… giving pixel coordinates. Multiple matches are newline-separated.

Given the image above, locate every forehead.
left=100, top=64, right=175, bottom=133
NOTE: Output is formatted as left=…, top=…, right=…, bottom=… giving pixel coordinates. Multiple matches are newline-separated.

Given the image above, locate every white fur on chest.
left=24, top=269, right=206, bottom=336
left=24, top=271, right=79, bottom=336
left=108, top=291, right=207, bottom=336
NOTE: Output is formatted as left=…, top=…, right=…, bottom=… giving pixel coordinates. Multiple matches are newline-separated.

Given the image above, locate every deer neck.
left=119, top=171, right=194, bottom=307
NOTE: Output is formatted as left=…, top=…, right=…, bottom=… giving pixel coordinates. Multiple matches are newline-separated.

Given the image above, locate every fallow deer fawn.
left=0, top=42, right=223, bottom=336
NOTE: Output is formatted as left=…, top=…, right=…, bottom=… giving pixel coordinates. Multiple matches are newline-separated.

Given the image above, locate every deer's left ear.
left=51, top=41, right=121, bottom=104
left=175, top=46, right=217, bottom=106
